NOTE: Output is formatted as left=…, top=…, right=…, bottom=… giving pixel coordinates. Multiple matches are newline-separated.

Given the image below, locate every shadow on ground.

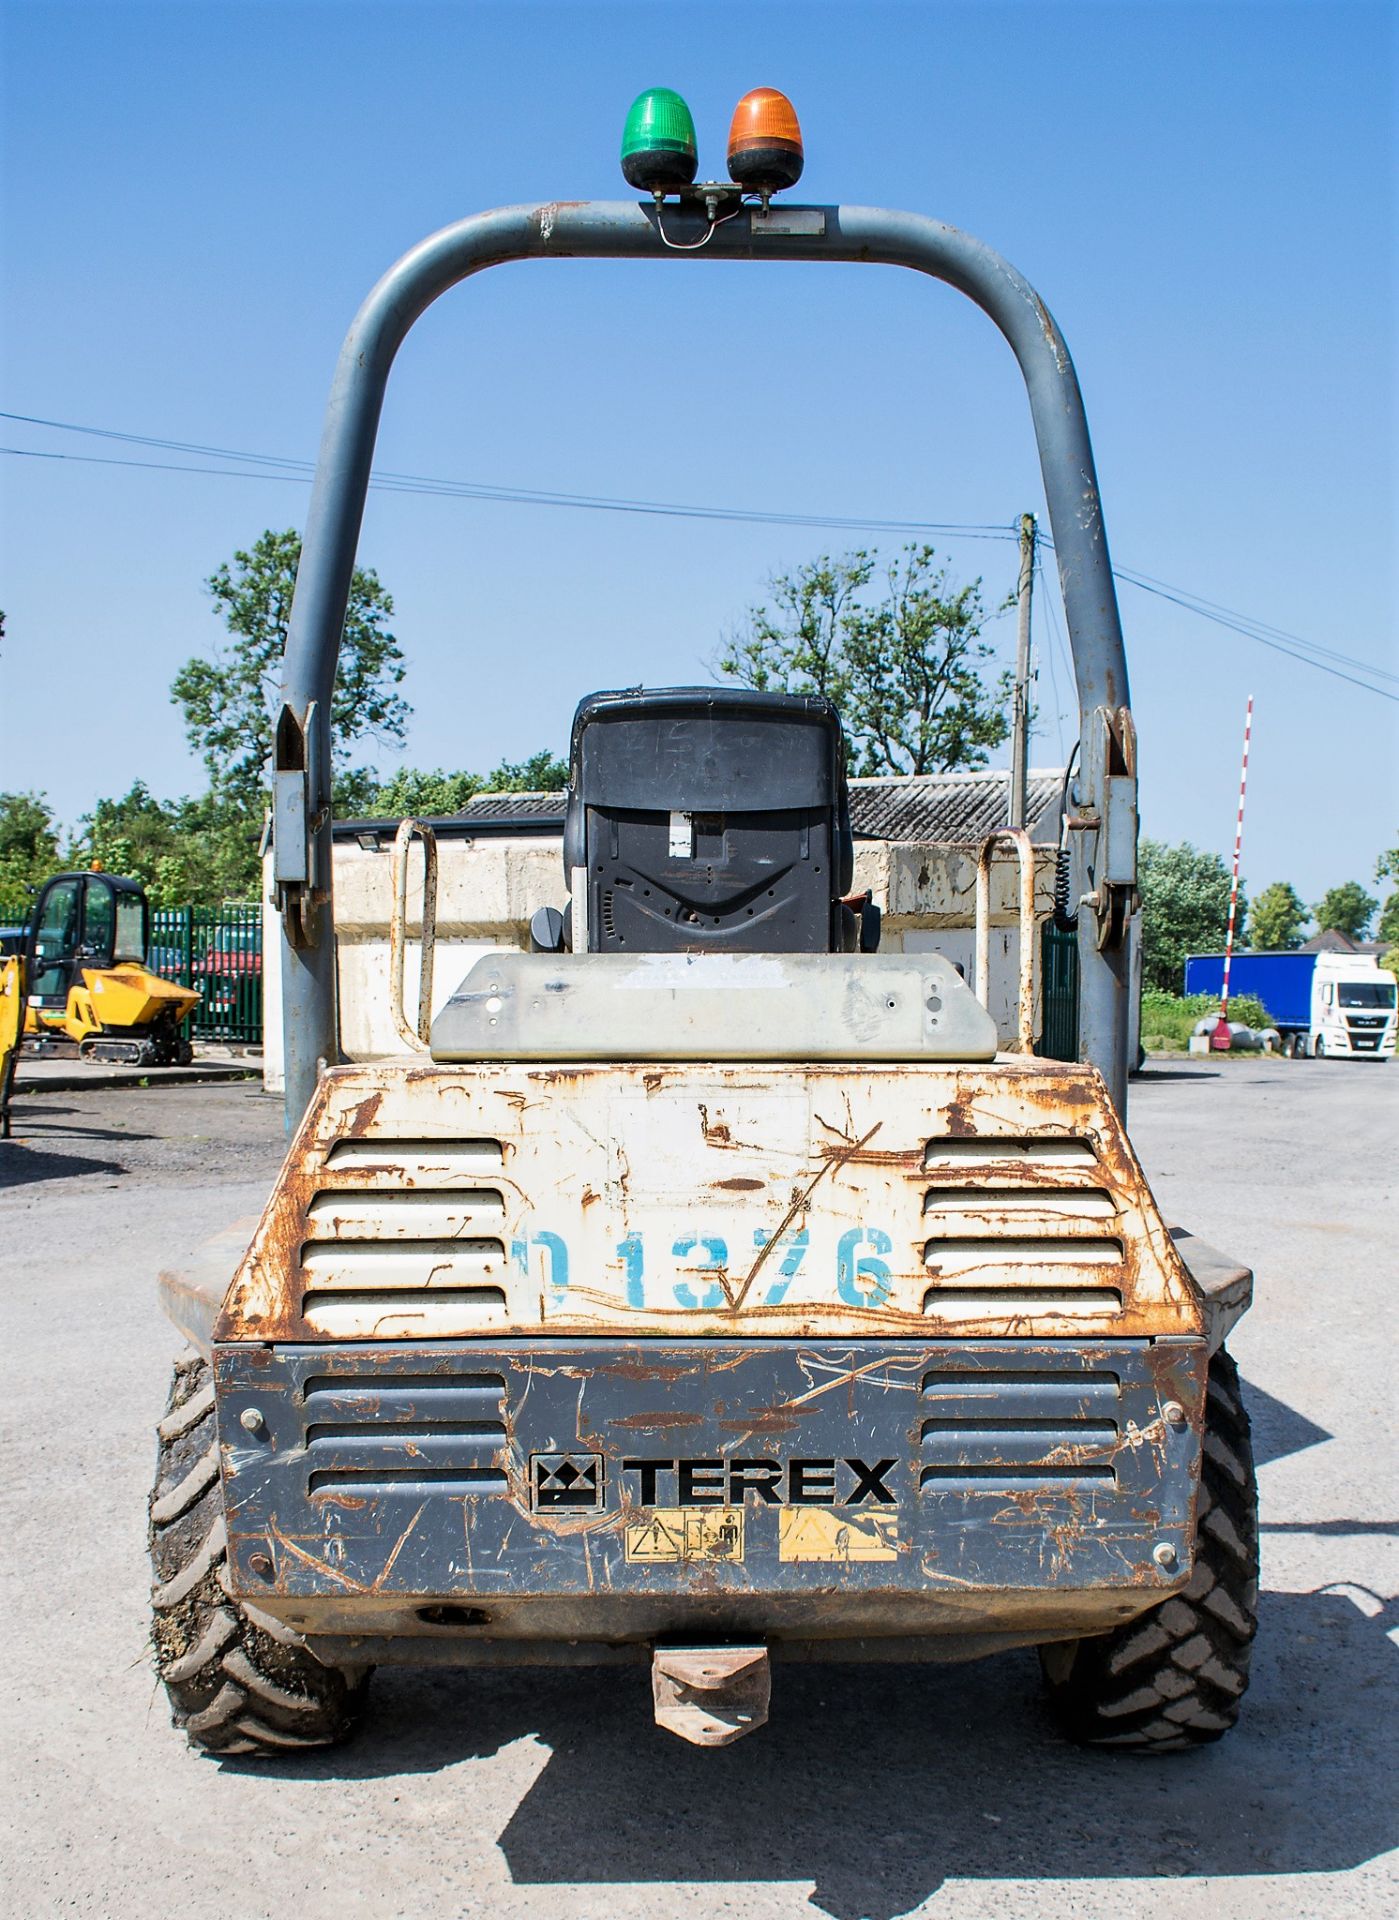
left=0, top=1140, right=126, bottom=1187
left=6, top=1115, right=157, bottom=1144
left=1243, top=1377, right=1331, bottom=1468
left=1134, top=1066, right=1221, bottom=1082
left=232, top=1587, right=1398, bottom=1919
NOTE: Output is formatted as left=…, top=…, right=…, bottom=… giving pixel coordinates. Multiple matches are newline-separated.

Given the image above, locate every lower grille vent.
left=302, top=1371, right=507, bottom=1497
left=919, top=1366, right=1122, bottom=1490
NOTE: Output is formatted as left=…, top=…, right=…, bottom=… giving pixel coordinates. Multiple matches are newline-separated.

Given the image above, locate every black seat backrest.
left=563, top=687, right=854, bottom=953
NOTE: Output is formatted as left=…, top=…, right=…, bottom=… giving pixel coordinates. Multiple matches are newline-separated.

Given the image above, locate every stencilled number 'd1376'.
left=516, top=1227, right=893, bottom=1309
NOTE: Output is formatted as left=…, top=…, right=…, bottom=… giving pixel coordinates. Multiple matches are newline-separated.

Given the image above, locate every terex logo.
left=620, top=1456, right=897, bottom=1508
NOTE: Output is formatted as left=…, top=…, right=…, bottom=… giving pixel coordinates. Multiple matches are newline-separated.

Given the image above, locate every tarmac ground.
left=1, top=1060, right=1394, bottom=1919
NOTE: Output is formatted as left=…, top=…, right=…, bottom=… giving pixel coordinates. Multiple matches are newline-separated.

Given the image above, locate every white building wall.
left=262, top=834, right=1058, bottom=1094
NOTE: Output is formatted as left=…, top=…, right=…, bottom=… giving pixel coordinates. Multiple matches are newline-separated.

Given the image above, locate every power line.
left=1036, top=532, right=1397, bottom=703
left=1113, top=562, right=1399, bottom=684
left=0, top=412, right=1017, bottom=541
left=1112, top=570, right=1397, bottom=701
left=1034, top=551, right=1070, bottom=763
left=5, top=445, right=308, bottom=486
left=5, top=408, right=1394, bottom=702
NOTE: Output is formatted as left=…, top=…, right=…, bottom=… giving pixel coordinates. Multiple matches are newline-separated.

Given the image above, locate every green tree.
left=720, top=545, right=1012, bottom=775
left=171, top=529, right=410, bottom=811
left=67, top=783, right=263, bottom=907
left=369, top=767, right=487, bottom=818
left=722, top=551, right=871, bottom=706
left=488, top=750, right=568, bottom=792
left=1375, top=838, right=1399, bottom=947
left=0, top=790, right=60, bottom=900
left=1314, top=880, right=1378, bottom=943
left=1246, top=881, right=1308, bottom=951
left=1138, top=838, right=1244, bottom=993
left=150, top=793, right=264, bottom=903
left=354, top=752, right=569, bottom=821
left=332, top=767, right=387, bottom=819
left=73, top=782, right=178, bottom=886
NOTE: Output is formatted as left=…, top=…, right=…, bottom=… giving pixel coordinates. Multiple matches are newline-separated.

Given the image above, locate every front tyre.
left=1040, top=1348, right=1258, bottom=1751
left=149, top=1353, right=370, bottom=1757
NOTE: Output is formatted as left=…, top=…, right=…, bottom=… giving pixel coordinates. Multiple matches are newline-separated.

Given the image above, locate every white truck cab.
left=1309, top=953, right=1398, bottom=1059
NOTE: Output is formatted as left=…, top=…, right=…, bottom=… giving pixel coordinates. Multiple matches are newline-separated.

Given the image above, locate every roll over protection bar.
left=274, top=200, right=1136, bottom=1129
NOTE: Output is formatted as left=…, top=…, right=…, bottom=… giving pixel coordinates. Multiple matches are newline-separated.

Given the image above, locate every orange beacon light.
left=726, top=88, right=804, bottom=193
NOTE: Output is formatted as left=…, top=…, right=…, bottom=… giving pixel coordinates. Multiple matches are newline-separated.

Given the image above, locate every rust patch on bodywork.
left=611, top=1410, right=706, bottom=1431
left=343, top=1090, right=386, bottom=1139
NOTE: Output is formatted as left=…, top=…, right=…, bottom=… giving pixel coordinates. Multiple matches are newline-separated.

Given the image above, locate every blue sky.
left=2, top=0, right=1394, bottom=905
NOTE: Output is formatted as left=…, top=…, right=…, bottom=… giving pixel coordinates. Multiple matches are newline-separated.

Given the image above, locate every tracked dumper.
left=22, top=872, right=198, bottom=1066
left=150, top=177, right=1258, bottom=1757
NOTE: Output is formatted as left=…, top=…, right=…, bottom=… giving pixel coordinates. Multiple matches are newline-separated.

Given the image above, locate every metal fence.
left=149, top=903, right=264, bottom=1044
left=0, top=897, right=263, bottom=1046
left=1038, top=920, right=1080, bottom=1062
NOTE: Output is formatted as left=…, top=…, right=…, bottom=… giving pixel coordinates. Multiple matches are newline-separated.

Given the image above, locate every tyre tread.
left=148, top=1353, right=369, bottom=1758
left=1040, top=1347, right=1258, bottom=1752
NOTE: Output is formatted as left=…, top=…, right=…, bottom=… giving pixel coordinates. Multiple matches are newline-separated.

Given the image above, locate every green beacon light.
left=621, top=87, right=698, bottom=195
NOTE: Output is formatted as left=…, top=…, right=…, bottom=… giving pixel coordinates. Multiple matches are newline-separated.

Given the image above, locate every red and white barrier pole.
left=1213, top=694, right=1254, bottom=1049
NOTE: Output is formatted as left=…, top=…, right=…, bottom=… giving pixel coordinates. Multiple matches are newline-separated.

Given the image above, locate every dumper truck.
left=149, top=88, right=1258, bottom=1756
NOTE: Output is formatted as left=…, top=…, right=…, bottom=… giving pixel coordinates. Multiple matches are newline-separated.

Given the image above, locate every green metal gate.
left=148, top=903, right=263, bottom=1044
left=1038, top=921, right=1080, bottom=1062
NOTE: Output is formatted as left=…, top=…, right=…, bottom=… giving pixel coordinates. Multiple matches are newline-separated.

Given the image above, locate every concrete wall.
left=262, top=834, right=1058, bottom=1094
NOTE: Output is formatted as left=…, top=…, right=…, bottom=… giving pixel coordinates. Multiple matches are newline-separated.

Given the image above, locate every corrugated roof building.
left=431, top=768, right=1063, bottom=845
left=847, top=769, right=1062, bottom=844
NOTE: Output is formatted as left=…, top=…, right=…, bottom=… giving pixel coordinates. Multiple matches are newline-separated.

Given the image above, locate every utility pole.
left=1008, top=512, right=1036, bottom=828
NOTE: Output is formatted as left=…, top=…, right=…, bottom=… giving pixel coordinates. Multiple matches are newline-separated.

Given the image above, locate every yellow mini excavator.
left=20, top=870, right=199, bottom=1067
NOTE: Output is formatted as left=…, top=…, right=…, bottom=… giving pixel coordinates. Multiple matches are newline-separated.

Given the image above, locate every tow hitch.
left=652, top=1646, right=771, bottom=1747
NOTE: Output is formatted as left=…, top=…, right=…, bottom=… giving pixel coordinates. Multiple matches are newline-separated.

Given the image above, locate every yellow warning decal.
left=624, top=1508, right=745, bottom=1564
left=778, top=1508, right=899, bottom=1562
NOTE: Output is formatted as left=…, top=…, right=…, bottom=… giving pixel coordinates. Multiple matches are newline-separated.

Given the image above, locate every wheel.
left=1314, top=1035, right=1325, bottom=1059
left=149, top=1353, right=371, bottom=1757
left=175, top=1037, right=194, bottom=1066
left=1039, top=1347, right=1258, bottom=1751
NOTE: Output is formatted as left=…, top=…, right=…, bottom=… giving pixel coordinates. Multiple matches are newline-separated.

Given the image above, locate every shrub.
left=1140, top=990, right=1274, bottom=1051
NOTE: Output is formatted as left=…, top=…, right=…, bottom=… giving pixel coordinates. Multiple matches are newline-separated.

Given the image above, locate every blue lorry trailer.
left=1184, top=952, right=1312, bottom=1029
